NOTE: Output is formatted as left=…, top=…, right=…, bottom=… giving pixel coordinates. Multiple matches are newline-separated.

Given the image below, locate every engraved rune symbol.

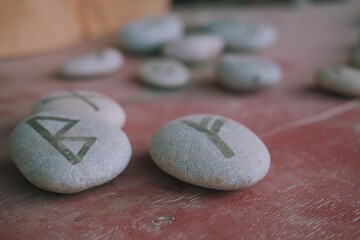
left=96, top=51, right=105, bottom=58
left=40, top=91, right=99, bottom=111
left=153, top=63, right=173, bottom=76
left=181, top=116, right=235, bottom=158
left=331, top=66, right=343, bottom=75
left=27, top=116, right=97, bottom=165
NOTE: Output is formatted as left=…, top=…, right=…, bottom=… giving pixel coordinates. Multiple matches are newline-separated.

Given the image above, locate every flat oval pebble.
left=163, top=34, right=224, bottom=63
left=118, top=14, right=184, bottom=53
left=9, top=112, right=132, bottom=193
left=60, top=47, right=123, bottom=78
left=149, top=114, right=270, bottom=190
left=139, top=58, right=190, bottom=89
left=204, top=19, right=277, bottom=51
left=217, top=55, right=282, bottom=91
left=32, top=90, right=126, bottom=128
left=316, top=64, right=360, bottom=97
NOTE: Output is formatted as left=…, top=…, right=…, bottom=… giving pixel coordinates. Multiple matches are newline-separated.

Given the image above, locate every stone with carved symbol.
left=204, top=19, right=277, bottom=51
left=316, top=64, right=360, bottom=97
left=32, top=90, right=126, bottom=128
left=60, top=47, right=123, bottom=78
left=139, top=58, right=190, bottom=89
left=217, top=55, right=282, bottom=91
left=9, top=112, right=132, bottom=193
left=149, top=114, right=270, bottom=190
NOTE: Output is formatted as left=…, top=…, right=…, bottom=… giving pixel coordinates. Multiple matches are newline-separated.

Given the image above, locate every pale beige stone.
left=317, top=64, right=360, bottom=97
left=9, top=112, right=132, bottom=193
left=149, top=114, right=270, bottom=190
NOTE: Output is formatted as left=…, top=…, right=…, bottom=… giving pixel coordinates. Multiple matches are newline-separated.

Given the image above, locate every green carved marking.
left=40, top=91, right=99, bottom=111
left=96, top=51, right=105, bottom=58
left=72, top=92, right=99, bottom=111
left=200, top=116, right=212, bottom=128
left=332, top=66, right=343, bottom=75
left=182, top=117, right=235, bottom=158
left=152, top=63, right=174, bottom=75
left=244, top=24, right=257, bottom=34
left=210, top=119, right=224, bottom=134
left=27, top=116, right=97, bottom=165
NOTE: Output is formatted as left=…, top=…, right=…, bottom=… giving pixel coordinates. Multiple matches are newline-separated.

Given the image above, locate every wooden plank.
left=0, top=0, right=169, bottom=58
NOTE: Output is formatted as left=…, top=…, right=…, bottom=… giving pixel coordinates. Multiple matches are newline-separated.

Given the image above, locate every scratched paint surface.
left=0, top=1, right=360, bottom=239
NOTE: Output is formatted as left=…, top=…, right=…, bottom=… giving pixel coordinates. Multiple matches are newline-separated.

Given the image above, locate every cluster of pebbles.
left=10, top=96, right=270, bottom=192
left=9, top=89, right=270, bottom=192
left=59, top=14, right=282, bottom=91
left=127, top=15, right=282, bottom=91
left=10, top=14, right=305, bottom=193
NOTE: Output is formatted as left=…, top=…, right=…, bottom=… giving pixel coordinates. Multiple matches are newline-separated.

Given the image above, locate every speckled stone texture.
left=317, top=64, right=360, bottom=97
left=139, top=58, right=190, bottom=89
left=118, top=14, right=184, bottom=53
left=149, top=114, right=270, bottom=190
left=60, top=47, right=123, bottom=78
left=32, top=90, right=126, bottom=128
left=217, top=55, right=282, bottom=91
left=9, top=112, right=132, bottom=193
left=163, top=34, right=224, bottom=63
left=204, top=19, right=277, bottom=51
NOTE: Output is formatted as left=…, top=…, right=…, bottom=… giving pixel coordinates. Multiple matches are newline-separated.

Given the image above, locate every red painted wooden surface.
left=0, top=1, right=359, bottom=239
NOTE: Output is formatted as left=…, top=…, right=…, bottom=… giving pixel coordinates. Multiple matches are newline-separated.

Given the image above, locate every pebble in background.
left=32, top=90, right=126, bottom=129
left=163, top=34, right=224, bottom=63
left=60, top=47, right=123, bottom=78
left=118, top=14, right=184, bottom=53
left=149, top=114, right=271, bottom=190
left=139, top=58, right=190, bottom=89
left=204, top=19, right=277, bottom=51
left=9, top=112, right=132, bottom=193
left=217, top=55, right=282, bottom=91
left=316, top=64, right=360, bottom=97
left=351, top=47, right=360, bottom=68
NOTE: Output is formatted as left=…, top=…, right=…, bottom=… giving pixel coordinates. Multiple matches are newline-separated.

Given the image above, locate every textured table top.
left=0, top=1, right=359, bottom=239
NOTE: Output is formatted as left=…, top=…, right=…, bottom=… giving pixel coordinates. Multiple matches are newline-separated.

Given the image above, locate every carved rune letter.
left=27, top=116, right=97, bottom=165
left=181, top=116, right=235, bottom=158
left=40, top=91, right=99, bottom=111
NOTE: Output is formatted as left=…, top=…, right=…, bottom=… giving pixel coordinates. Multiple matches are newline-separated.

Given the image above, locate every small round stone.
left=149, top=114, right=270, bottom=190
left=163, top=34, right=224, bottom=63
left=60, top=47, right=123, bottom=78
left=217, top=55, right=282, bottom=91
left=9, top=112, right=132, bottom=193
left=204, top=19, right=277, bottom=51
left=316, top=64, right=360, bottom=97
left=138, top=58, right=190, bottom=89
left=32, top=90, right=126, bottom=128
left=118, top=14, right=184, bottom=53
